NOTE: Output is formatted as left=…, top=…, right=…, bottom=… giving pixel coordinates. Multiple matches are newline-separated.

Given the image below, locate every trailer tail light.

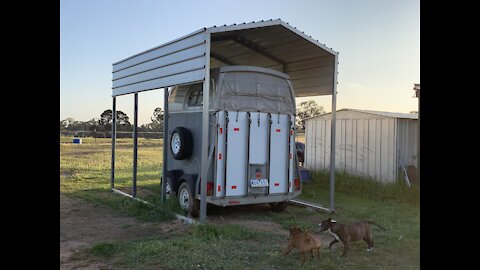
left=294, top=177, right=300, bottom=191
left=207, top=182, right=214, bottom=196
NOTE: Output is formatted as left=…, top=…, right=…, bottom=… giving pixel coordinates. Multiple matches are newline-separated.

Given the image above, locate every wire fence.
left=61, top=130, right=302, bottom=140
left=60, top=130, right=164, bottom=139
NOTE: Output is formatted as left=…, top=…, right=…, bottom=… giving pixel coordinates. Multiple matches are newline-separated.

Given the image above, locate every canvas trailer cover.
left=111, top=19, right=339, bottom=223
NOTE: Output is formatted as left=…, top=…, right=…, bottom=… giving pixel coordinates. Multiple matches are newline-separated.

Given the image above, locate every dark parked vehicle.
left=295, top=142, right=305, bottom=166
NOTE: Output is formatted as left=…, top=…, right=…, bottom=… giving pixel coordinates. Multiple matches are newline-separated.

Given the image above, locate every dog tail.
left=367, top=221, right=386, bottom=231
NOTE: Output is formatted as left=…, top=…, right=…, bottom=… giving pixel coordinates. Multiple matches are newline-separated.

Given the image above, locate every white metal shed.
left=304, top=108, right=418, bottom=182
left=110, top=19, right=339, bottom=222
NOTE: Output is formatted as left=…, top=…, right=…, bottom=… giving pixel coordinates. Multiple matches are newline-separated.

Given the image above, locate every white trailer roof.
left=112, top=19, right=338, bottom=97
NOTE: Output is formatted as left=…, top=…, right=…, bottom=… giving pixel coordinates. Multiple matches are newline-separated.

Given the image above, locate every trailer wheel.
left=178, top=182, right=200, bottom=217
left=269, top=201, right=289, bottom=212
left=170, top=127, right=193, bottom=160
left=164, top=176, right=174, bottom=199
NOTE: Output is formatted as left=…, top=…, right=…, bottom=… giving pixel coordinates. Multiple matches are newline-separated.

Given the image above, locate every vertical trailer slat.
left=289, top=115, right=295, bottom=193
left=225, top=111, right=249, bottom=196
left=269, top=114, right=289, bottom=194
left=215, top=111, right=226, bottom=197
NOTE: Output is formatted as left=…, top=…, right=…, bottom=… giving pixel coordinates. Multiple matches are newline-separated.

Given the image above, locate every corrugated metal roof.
left=305, top=108, right=418, bottom=121
left=208, top=19, right=338, bottom=97
left=345, top=109, right=418, bottom=119
left=112, top=19, right=338, bottom=97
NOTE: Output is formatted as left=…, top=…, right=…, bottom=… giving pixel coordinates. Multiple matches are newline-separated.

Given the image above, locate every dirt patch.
left=60, top=193, right=189, bottom=269
left=61, top=170, right=74, bottom=178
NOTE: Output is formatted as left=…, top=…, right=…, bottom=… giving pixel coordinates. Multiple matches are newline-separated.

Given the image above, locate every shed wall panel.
left=324, top=119, right=331, bottom=170
left=356, top=120, right=365, bottom=176
left=304, top=110, right=418, bottom=182
left=304, top=121, right=312, bottom=168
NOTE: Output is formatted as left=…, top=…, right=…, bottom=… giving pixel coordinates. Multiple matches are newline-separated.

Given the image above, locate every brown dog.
left=283, top=226, right=322, bottom=264
left=319, top=218, right=386, bottom=257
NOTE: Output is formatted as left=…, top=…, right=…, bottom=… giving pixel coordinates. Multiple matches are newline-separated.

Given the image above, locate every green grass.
left=61, top=136, right=419, bottom=269
left=86, top=224, right=309, bottom=270
left=303, top=170, right=420, bottom=205
left=61, top=136, right=179, bottom=222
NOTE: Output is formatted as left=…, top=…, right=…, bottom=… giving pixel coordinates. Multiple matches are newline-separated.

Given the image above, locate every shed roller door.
left=269, top=114, right=290, bottom=194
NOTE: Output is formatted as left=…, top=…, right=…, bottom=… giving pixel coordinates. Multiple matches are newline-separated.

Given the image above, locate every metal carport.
left=110, top=19, right=339, bottom=223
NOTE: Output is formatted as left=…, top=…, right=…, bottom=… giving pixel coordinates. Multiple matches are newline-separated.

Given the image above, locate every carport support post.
left=111, top=97, right=116, bottom=189
left=161, top=87, right=169, bottom=204
left=329, top=54, right=338, bottom=212
left=200, top=33, right=211, bottom=224
left=132, top=93, right=138, bottom=198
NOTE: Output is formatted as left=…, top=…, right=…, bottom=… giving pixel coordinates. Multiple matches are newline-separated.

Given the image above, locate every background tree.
left=98, top=109, right=132, bottom=131
left=60, top=118, right=76, bottom=130
left=296, top=100, right=325, bottom=131
left=149, top=107, right=164, bottom=132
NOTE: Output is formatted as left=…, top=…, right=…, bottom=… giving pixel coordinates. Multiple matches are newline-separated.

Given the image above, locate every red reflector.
left=218, top=185, right=221, bottom=192
left=234, top=128, right=239, bottom=131
left=255, top=172, right=262, bottom=178
left=294, top=178, right=300, bottom=191
left=232, top=185, right=237, bottom=189
left=274, top=182, right=279, bottom=186
left=290, top=130, right=293, bottom=135
left=218, top=153, right=222, bottom=160
left=207, top=182, right=214, bottom=196
left=219, top=127, right=223, bottom=134
left=276, top=129, right=281, bottom=132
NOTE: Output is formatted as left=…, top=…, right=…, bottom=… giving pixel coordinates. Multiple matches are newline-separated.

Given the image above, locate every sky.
left=60, top=0, right=419, bottom=125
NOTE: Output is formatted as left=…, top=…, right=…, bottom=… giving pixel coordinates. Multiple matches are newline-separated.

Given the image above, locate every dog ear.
left=327, top=217, right=331, bottom=221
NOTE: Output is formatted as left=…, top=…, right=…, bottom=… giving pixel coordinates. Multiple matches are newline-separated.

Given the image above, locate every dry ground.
left=60, top=194, right=190, bottom=269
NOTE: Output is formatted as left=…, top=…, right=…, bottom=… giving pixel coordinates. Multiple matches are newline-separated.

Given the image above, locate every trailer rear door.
left=225, top=111, right=249, bottom=196
left=269, top=114, right=290, bottom=194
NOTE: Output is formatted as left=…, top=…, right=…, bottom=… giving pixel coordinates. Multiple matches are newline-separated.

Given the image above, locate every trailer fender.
left=167, top=170, right=183, bottom=193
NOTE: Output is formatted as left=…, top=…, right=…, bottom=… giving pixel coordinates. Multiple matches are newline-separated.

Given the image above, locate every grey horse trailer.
left=111, top=19, right=339, bottom=221
left=165, top=66, right=302, bottom=216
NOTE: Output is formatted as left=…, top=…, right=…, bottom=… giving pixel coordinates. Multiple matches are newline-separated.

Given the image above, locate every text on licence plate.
left=250, top=179, right=269, bottom=187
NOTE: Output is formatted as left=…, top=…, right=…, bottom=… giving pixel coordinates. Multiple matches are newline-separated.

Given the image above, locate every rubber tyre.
left=177, top=182, right=200, bottom=217
left=164, top=176, right=174, bottom=199
left=269, top=201, right=289, bottom=212
left=170, top=127, right=193, bottom=160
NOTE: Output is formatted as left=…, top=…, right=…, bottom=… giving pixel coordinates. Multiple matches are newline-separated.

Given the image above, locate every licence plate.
left=250, top=179, right=269, bottom=187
